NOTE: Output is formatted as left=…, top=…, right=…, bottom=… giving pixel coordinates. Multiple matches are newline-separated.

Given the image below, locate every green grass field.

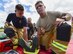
left=0, top=29, right=4, bottom=32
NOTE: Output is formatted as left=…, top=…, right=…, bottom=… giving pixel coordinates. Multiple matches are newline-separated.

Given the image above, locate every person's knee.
left=4, top=28, right=16, bottom=38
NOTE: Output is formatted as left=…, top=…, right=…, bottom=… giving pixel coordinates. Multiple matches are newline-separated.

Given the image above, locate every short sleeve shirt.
left=6, top=13, right=27, bottom=28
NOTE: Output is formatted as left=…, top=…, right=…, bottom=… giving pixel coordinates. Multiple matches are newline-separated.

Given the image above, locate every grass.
left=0, top=29, right=4, bottom=32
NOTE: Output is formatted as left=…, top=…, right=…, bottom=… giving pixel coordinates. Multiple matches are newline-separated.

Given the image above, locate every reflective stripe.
left=52, top=41, right=68, bottom=52
left=53, top=41, right=67, bottom=48
left=52, top=43, right=66, bottom=52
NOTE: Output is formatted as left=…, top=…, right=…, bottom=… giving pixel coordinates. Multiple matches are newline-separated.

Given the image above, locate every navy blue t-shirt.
left=6, top=13, right=27, bottom=28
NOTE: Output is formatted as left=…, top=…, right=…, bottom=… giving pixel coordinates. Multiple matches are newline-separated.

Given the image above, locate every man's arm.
left=4, top=14, right=12, bottom=28
left=23, top=27, right=28, bottom=42
left=59, top=13, right=72, bottom=21
left=23, top=17, right=28, bottom=41
left=52, top=11, right=72, bottom=21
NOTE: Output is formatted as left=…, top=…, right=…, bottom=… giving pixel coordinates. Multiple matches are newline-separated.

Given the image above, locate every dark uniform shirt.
left=6, top=13, right=27, bottom=28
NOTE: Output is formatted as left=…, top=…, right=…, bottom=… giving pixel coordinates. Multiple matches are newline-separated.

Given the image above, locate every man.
left=27, top=18, right=34, bottom=40
left=4, top=4, right=28, bottom=49
left=33, top=23, right=37, bottom=32
left=35, top=1, right=71, bottom=51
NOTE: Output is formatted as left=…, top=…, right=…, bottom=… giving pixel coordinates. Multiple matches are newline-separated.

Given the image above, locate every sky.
left=0, top=0, right=73, bottom=27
